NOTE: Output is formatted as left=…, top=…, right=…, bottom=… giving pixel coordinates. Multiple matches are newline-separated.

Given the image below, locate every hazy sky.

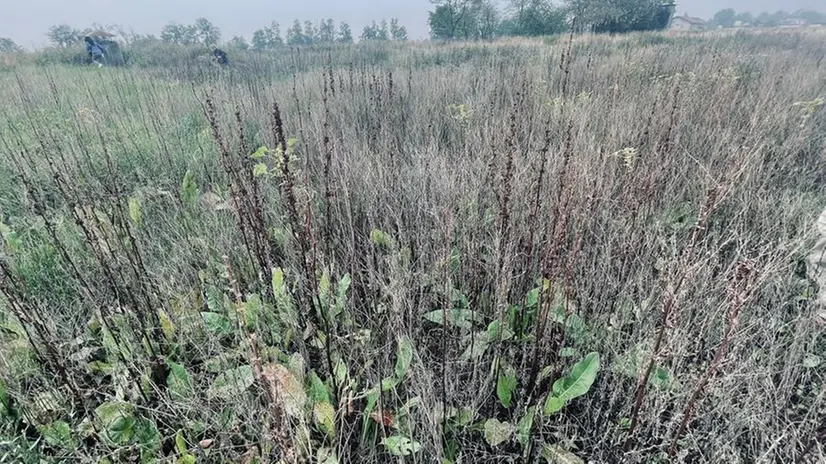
left=1, top=0, right=823, bottom=47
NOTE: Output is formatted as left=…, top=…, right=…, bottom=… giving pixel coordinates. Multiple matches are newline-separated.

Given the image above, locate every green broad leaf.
left=483, top=418, right=512, bottom=447
left=40, top=421, right=74, bottom=449
left=286, top=137, right=298, bottom=152
left=370, top=229, right=392, bottom=247
left=424, top=309, right=480, bottom=330
left=180, top=170, right=197, bottom=207
left=382, top=435, right=422, bottom=456
left=516, top=408, right=535, bottom=447
left=128, top=196, right=143, bottom=226
left=158, top=310, right=176, bottom=341
left=540, top=444, right=585, bottom=464
left=459, top=332, right=490, bottom=362
left=251, top=146, right=269, bottom=159
left=167, top=361, right=194, bottom=399
left=487, top=320, right=514, bottom=341
left=175, top=430, right=187, bottom=455
left=0, top=377, right=9, bottom=416
left=335, top=274, right=351, bottom=315
left=107, top=415, right=136, bottom=445
left=362, top=387, right=380, bottom=439
left=559, top=347, right=579, bottom=358
left=334, top=359, right=349, bottom=387
left=563, top=313, right=588, bottom=343
left=272, top=267, right=286, bottom=295
left=242, top=294, right=263, bottom=330
left=543, top=396, right=566, bottom=415
left=650, top=367, right=671, bottom=389
left=288, top=352, right=306, bottom=384
left=543, top=352, right=600, bottom=415
left=208, top=365, right=255, bottom=400
left=176, top=454, right=196, bottom=464
left=271, top=267, right=295, bottom=321
left=394, top=336, right=414, bottom=380
left=454, top=407, right=475, bottom=427
left=381, top=376, right=399, bottom=392
left=253, top=163, right=268, bottom=177
left=95, top=401, right=134, bottom=429
left=618, top=417, right=632, bottom=429
left=308, top=371, right=332, bottom=404
left=397, top=396, right=421, bottom=428
left=497, top=366, right=517, bottom=408
left=313, top=401, right=336, bottom=438
left=525, top=287, right=540, bottom=308
left=135, top=418, right=161, bottom=460
left=201, top=312, right=233, bottom=336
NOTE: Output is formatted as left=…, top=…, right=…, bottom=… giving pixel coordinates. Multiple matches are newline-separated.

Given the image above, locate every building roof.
left=674, top=16, right=706, bottom=25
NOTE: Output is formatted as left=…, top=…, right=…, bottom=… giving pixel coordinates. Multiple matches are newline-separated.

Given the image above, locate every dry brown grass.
left=0, top=28, right=825, bottom=463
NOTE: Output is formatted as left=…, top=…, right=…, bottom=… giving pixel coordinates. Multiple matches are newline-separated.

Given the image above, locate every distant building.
left=779, top=18, right=808, bottom=28
left=670, top=15, right=707, bottom=32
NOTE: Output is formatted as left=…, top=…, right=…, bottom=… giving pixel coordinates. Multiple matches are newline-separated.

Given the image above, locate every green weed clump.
left=1, top=28, right=825, bottom=463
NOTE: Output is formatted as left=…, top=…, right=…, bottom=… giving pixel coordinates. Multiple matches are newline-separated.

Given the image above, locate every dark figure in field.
left=84, top=36, right=105, bottom=67
left=212, top=47, right=229, bottom=66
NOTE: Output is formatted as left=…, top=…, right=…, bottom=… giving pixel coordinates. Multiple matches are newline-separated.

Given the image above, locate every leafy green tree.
left=378, top=20, right=390, bottom=40
left=317, top=19, right=336, bottom=44
left=360, top=21, right=384, bottom=41
left=227, top=36, right=249, bottom=51
left=252, top=22, right=283, bottom=50
left=478, top=0, right=502, bottom=39
left=160, top=23, right=197, bottom=45
left=792, top=9, right=826, bottom=24
left=194, top=18, right=221, bottom=46
left=567, top=0, right=674, bottom=33
left=734, top=12, right=753, bottom=24
left=429, top=0, right=490, bottom=40
left=0, top=38, right=22, bottom=53
left=286, top=20, right=309, bottom=46
left=304, top=21, right=317, bottom=44
left=753, top=11, right=793, bottom=27
left=338, top=22, right=354, bottom=43
left=390, top=18, right=408, bottom=41
left=504, top=0, right=567, bottom=36
left=713, top=9, right=737, bottom=28
left=47, top=24, right=82, bottom=47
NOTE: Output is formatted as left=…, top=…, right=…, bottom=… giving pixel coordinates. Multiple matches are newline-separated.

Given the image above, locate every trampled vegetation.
left=1, top=29, right=825, bottom=463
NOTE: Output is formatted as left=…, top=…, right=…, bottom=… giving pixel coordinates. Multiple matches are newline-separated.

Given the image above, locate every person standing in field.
left=84, top=36, right=105, bottom=67
left=211, top=46, right=230, bottom=66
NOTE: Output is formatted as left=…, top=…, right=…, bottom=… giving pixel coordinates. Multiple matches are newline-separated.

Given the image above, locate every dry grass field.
left=1, top=28, right=825, bottom=463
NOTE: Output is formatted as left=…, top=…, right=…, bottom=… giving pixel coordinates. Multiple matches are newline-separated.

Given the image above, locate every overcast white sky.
left=1, top=0, right=823, bottom=48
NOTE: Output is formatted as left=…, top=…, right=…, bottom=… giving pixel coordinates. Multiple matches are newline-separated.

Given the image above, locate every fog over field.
left=2, top=0, right=823, bottom=46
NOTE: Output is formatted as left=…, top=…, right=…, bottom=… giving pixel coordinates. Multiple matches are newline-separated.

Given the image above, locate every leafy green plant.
left=95, top=401, right=136, bottom=446
left=543, top=352, right=600, bottom=415
left=382, top=435, right=422, bottom=456
left=208, top=365, right=255, bottom=400
left=167, top=361, right=194, bottom=399
left=497, top=364, right=517, bottom=408
left=39, top=420, right=74, bottom=450
left=483, top=418, right=512, bottom=447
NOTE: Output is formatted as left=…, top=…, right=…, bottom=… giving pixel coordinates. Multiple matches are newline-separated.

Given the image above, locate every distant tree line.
left=36, top=17, right=408, bottom=52
left=0, top=37, right=23, bottom=53
left=42, top=23, right=128, bottom=48
left=24, top=4, right=826, bottom=53
left=160, top=18, right=221, bottom=46
left=249, top=18, right=406, bottom=50
left=427, top=0, right=677, bottom=40
left=708, top=8, right=826, bottom=28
